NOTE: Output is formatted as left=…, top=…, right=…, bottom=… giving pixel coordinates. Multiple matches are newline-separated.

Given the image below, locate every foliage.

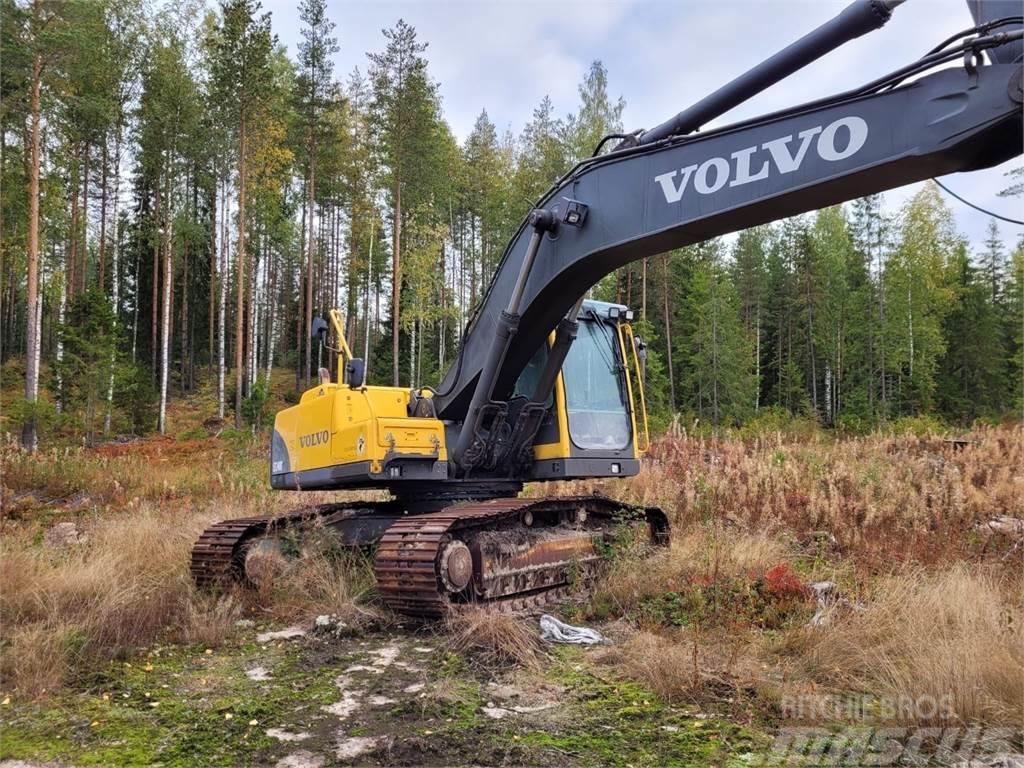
left=1, top=2, right=1019, bottom=449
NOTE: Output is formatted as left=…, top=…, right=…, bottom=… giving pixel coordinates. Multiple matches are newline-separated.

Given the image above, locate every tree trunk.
left=296, top=177, right=306, bottom=392
left=392, top=178, right=401, bottom=386
left=21, top=48, right=42, bottom=452
left=104, top=121, right=122, bottom=435
left=67, top=145, right=79, bottom=301
left=662, top=254, right=676, bottom=411
left=80, top=141, right=90, bottom=296
left=158, top=201, right=173, bottom=434
left=152, top=181, right=161, bottom=382
left=304, top=154, right=316, bottom=389
left=98, top=138, right=109, bottom=289
left=234, top=117, right=248, bottom=429
left=208, top=181, right=216, bottom=374
left=218, top=177, right=228, bottom=419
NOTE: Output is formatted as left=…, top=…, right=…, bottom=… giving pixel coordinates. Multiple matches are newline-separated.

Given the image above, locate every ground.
left=0, top=622, right=762, bottom=767
left=1, top=370, right=1021, bottom=766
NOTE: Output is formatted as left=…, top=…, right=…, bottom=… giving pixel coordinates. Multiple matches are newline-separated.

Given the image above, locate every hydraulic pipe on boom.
left=636, top=0, right=905, bottom=145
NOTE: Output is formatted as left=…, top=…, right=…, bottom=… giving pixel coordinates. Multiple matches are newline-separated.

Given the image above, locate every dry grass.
left=595, top=628, right=767, bottom=711
left=251, top=532, right=381, bottom=629
left=0, top=435, right=375, bottom=695
left=445, top=607, right=544, bottom=670
left=581, top=425, right=1024, bottom=726
left=802, top=566, right=1024, bottom=724
left=593, top=526, right=791, bottom=614
left=0, top=504, right=225, bottom=694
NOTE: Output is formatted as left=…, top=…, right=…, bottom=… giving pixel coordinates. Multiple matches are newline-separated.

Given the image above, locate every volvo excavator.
left=193, top=0, right=1023, bottom=618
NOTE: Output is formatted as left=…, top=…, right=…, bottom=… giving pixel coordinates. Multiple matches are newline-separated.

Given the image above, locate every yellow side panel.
left=278, top=384, right=337, bottom=473
left=279, top=384, right=447, bottom=474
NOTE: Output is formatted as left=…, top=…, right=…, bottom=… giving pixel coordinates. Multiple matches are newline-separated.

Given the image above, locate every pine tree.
left=296, top=0, right=337, bottom=388
left=368, top=19, right=440, bottom=386
left=981, top=219, right=1006, bottom=306
left=1005, top=243, right=1024, bottom=414
left=937, top=244, right=1006, bottom=420
left=210, top=0, right=275, bottom=427
left=682, top=241, right=755, bottom=429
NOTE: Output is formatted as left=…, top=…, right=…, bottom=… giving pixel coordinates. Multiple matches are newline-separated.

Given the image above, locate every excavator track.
left=373, top=495, right=668, bottom=618
left=190, top=502, right=398, bottom=589
left=191, top=495, right=668, bottom=619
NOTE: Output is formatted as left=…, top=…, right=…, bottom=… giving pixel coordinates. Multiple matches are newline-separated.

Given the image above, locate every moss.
left=0, top=641, right=344, bottom=767
left=508, top=647, right=765, bottom=767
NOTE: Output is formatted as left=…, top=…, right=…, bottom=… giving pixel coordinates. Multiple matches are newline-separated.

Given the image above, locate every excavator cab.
left=526, top=300, right=649, bottom=481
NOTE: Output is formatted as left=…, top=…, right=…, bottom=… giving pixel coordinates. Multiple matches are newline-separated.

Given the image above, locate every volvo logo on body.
left=654, top=116, right=868, bottom=204
left=299, top=430, right=330, bottom=448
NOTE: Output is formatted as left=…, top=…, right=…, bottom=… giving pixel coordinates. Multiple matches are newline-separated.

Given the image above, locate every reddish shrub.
left=762, top=562, right=809, bottom=600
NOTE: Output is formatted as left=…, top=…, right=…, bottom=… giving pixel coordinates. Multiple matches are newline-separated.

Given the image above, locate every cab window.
left=561, top=318, right=631, bottom=450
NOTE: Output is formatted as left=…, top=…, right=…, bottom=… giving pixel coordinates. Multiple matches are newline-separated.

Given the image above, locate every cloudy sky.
left=261, top=0, right=1021, bottom=250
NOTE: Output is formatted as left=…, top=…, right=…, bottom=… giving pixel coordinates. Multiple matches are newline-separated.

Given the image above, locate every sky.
left=261, top=0, right=1022, bottom=251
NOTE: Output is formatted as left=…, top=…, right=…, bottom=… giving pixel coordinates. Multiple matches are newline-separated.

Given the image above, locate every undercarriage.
left=191, top=495, right=669, bottom=618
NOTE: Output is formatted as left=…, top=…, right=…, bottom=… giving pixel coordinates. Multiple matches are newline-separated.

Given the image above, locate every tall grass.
left=804, top=566, right=1023, bottom=724
left=555, top=425, right=1023, bottom=567
left=0, top=438, right=373, bottom=695
left=0, top=504, right=227, bottom=694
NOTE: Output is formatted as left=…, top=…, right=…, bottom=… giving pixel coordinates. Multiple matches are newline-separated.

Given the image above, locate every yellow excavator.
left=192, top=0, right=1023, bottom=617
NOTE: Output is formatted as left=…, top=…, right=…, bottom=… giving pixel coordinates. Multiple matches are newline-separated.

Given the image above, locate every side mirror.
left=346, top=358, right=365, bottom=389
left=311, top=317, right=329, bottom=343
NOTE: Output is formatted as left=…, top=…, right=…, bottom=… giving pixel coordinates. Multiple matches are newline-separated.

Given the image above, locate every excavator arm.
left=436, top=0, right=1023, bottom=472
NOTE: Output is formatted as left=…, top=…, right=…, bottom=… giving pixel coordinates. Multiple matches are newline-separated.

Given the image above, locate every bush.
left=886, top=414, right=948, bottom=437
left=736, top=406, right=821, bottom=441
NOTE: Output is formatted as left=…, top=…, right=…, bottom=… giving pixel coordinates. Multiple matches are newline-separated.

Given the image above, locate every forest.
left=2, top=0, right=1022, bottom=448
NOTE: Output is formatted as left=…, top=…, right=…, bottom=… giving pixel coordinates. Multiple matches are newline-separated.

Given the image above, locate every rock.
left=334, top=735, right=380, bottom=761
left=481, top=705, right=514, bottom=720
left=256, top=626, right=305, bottom=643
left=481, top=702, right=557, bottom=719
left=950, top=755, right=1024, bottom=768
left=266, top=728, right=311, bottom=743
left=322, top=691, right=361, bottom=719
left=274, top=750, right=324, bottom=768
left=808, top=580, right=863, bottom=628
left=310, top=613, right=357, bottom=639
left=246, top=666, right=272, bottom=682
left=44, top=521, right=87, bottom=548
left=403, top=682, right=425, bottom=694
left=368, top=644, right=400, bottom=668
left=974, top=517, right=1024, bottom=537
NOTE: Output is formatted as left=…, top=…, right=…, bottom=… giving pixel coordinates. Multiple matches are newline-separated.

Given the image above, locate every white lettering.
left=653, top=116, right=869, bottom=204
left=818, top=116, right=868, bottom=161
left=695, top=157, right=730, bottom=194
left=730, top=145, right=770, bottom=187
left=762, top=126, right=823, bottom=174
left=653, top=164, right=698, bottom=203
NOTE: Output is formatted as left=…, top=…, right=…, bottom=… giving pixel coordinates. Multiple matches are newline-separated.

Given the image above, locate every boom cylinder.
left=637, top=0, right=905, bottom=145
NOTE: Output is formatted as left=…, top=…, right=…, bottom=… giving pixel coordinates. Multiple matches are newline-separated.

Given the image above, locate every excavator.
left=193, top=0, right=1023, bottom=617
